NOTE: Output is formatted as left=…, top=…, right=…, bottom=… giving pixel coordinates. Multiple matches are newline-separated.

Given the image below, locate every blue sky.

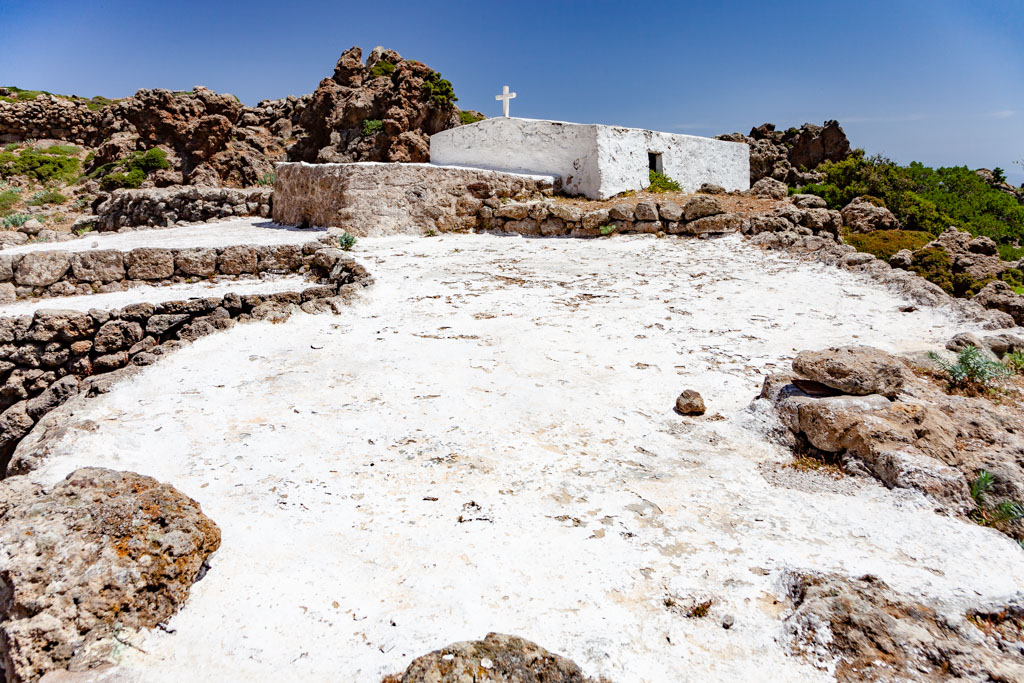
left=2, top=0, right=1022, bottom=183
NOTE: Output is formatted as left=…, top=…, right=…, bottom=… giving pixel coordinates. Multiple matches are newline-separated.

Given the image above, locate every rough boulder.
left=717, top=121, right=852, bottom=185
left=0, top=468, right=220, bottom=682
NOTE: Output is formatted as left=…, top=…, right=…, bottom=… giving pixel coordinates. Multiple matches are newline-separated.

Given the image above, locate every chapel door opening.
left=648, top=152, right=663, bottom=173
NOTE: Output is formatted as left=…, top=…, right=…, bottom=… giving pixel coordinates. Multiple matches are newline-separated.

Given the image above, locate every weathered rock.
left=608, top=204, right=634, bottom=221
left=783, top=572, right=1024, bottom=683
left=840, top=196, right=900, bottom=233
left=745, top=177, right=787, bottom=200
left=70, top=251, right=125, bottom=283
left=793, top=346, right=905, bottom=398
left=682, top=213, right=744, bottom=235
left=633, top=202, right=658, bottom=221
left=972, top=280, right=1024, bottom=325
left=257, top=244, right=303, bottom=272
left=25, top=310, right=96, bottom=343
left=657, top=201, right=682, bottom=222
left=674, top=390, right=706, bottom=416
left=125, top=248, right=174, bottom=280
left=681, top=196, right=724, bottom=221
left=790, top=194, right=827, bottom=209
left=889, top=248, right=913, bottom=268
left=381, top=632, right=604, bottom=683
left=0, top=468, right=220, bottom=682
left=25, top=375, right=79, bottom=421
left=93, top=320, right=144, bottom=354
left=718, top=121, right=851, bottom=185
left=174, top=248, right=218, bottom=277
left=13, top=253, right=71, bottom=287
left=216, top=245, right=258, bottom=275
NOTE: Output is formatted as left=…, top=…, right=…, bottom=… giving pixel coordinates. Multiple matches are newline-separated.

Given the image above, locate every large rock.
left=381, top=632, right=605, bottom=683
left=681, top=196, right=723, bottom=221
left=13, top=253, right=71, bottom=288
left=792, top=346, right=905, bottom=398
left=783, top=572, right=1024, bottom=682
left=70, top=251, right=125, bottom=283
left=745, top=177, right=787, bottom=199
left=125, top=248, right=174, bottom=280
left=972, top=280, right=1024, bottom=325
left=717, top=121, right=852, bottom=184
left=0, top=468, right=220, bottom=682
left=840, top=196, right=900, bottom=233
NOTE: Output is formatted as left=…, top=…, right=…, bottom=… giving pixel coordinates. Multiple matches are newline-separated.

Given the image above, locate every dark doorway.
left=648, top=152, right=663, bottom=173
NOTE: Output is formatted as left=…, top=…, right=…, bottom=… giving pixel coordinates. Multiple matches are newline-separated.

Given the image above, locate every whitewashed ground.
left=0, top=274, right=310, bottom=316
left=4, top=219, right=323, bottom=255
left=27, top=233, right=1024, bottom=682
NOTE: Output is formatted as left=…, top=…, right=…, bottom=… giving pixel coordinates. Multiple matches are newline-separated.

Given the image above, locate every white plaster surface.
left=24, top=233, right=1022, bottom=682
left=2, top=219, right=324, bottom=255
left=0, top=275, right=310, bottom=317
left=430, top=118, right=750, bottom=199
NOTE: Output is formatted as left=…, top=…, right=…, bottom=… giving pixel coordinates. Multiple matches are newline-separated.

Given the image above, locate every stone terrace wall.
left=94, top=187, right=273, bottom=232
left=0, top=245, right=372, bottom=474
left=0, top=241, right=317, bottom=302
left=272, top=162, right=557, bottom=235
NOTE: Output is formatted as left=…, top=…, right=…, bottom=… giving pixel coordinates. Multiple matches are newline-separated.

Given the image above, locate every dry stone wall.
left=94, top=187, right=272, bottom=231
left=272, top=162, right=556, bottom=235
left=0, top=239, right=316, bottom=302
left=0, top=243, right=372, bottom=473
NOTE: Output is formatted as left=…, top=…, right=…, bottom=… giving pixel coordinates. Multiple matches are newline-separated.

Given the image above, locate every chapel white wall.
left=594, top=128, right=750, bottom=198
left=430, top=118, right=750, bottom=200
left=430, top=118, right=600, bottom=197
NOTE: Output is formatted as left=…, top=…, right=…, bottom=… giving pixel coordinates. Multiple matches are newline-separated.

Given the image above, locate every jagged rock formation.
left=0, top=46, right=463, bottom=189
left=288, top=46, right=460, bottom=164
left=717, top=121, right=852, bottom=185
left=0, top=468, right=220, bottom=682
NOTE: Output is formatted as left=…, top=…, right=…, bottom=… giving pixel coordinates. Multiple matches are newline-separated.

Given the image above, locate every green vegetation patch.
left=648, top=170, right=682, bottom=193
left=1, top=213, right=30, bottom=229
left=0, top=87, right=118, bottom=111
left=0, top=189, right=19, bottom=213
left=459, top=111, right=484, bottom=125
left=421, top=71, right=457, bottom=107
left=27, top=189, right=67, bottom=206
left=361, top=119, right=383, bottom=136
left=0, top=148, right=79, bottom=183
left=97, top=148, right=169, bottom=191
left=369, top=61, right=396, bottom=78
left=795, top=151, right=1024, bottom=247
left=844, top=229, right=932, bottom=261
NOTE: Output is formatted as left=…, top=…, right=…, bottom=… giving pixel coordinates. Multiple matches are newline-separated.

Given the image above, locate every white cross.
left=495, top=85, right=516, bottom=117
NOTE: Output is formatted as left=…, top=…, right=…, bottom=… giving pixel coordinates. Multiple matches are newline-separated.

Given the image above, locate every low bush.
left=1004, top=351, right=1024, bottom=374
left=254, top=171, right=275, bottom=187
left=421, top=71, right=457, bottom=107
left=908, top=247, right=954, bottom=293
left=99, top=168, right=145, bottom=192
left=0, top=149, right=79, bottom=183
left=929, top=345, right=1010, bottom=391
left=337, top=231, right=357, bottom=250
left=459, top=111, right=484, bottom=125
left=361, top=119, right=383, bottom=136
left=970, top=471, right=1024, bottom=533
left=125, top=148, right=169, bottom=174
left=648, top=170, right=682, bottom=193
left=999, top=244, right=1024, bottom=261
left=844, top=229, right=932, bottom=261
left=39, top=144, right=80, bottom=156
left=369, top=61, right=395, bottom=78
left=27, top=189, right=67, bottom=206
left=0, top=189, right=18, bottom=213
left=1, top=213, right=30, bottom=229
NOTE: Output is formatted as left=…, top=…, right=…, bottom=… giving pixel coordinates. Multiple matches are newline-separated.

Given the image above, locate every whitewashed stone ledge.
left=272, top=162, right=557, bottom=235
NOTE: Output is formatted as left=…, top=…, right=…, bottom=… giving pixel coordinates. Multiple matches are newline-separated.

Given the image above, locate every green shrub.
left=929, top=345, right=1010, bottom=390
left=908, top=247, right=955, bottom=293
left=1, top=213, right=30, bottom=228
left=1004, top=351, right=1024, bottom=374
left=100, top=168, right=145, bottom=191
left=844, top=229, right=932, bottom=261
left=337, top=231, right=357, bottom=250
left=459, top=111, right=484, bottom=125
left=599, top=224, right=616, bottom=236
left=361, top=119, right=383, bottom=136
left=254, top=171, right=275, bottom=187
left=0, top=189, right=18, bottom=213
left=992, top=168, right=1007, bottom=184
left=998, top=244, right=1024, bottom=261
left=27, top=189, right=67, bottom=206
left=648, top=170, right=682, bottom=193
left=369, top=61, right=395, bottom=78
left=0, top=149, right=79, bottom=183
left=421, top=71, right=457, bottom=107
left=125, top=148, right=169, bottom=174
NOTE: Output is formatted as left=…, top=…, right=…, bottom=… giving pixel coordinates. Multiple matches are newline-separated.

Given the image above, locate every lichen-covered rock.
left=793, top=345, right=905, bottom=398
left=745, top=177, right=788, bottom=200
left=124, top=248, right=174, bottom=280
left=69, top=251, right=125, bottom=283
left=0, top=468, right=221, bottom=682
left=382, top=632, right=607, bottom=683
left=783, top=571, right=1024, bottom=682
